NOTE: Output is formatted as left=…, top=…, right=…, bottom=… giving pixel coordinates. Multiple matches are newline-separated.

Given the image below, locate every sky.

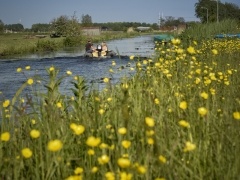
left=1, top=0, right=240, bottom=29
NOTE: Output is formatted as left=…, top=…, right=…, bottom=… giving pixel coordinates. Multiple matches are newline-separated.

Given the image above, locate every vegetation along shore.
left=1, top=19, right=240, bottom=179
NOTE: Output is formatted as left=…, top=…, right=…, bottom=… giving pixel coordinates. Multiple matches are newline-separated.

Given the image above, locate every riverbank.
left=0, top=31, right=162, bottom=57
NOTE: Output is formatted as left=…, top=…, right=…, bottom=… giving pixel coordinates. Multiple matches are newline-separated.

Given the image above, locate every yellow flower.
left=27, top=78, right=34, bottom=85
left=122, top=140, right=131, bottom=149
left=118, top=158, right=131, bottom=168
left=112, top=61, right=116, bottom=66
left=104, top=78, right=109, bottom=83
left=200, top=92, right=208, bottom=99
left=87, top=149, right=95, bottom=155
left=147, top=138, right=154, bottom=144
left=66, top=70, right=72, bottom=75
left=233, top=112, right=240, bottom=120
left=107, top=97, right=112, bottom=102
left=91, top=166, right=98, bottom=173
left=25, top=66, right=30, bottom=70
left=183, top=141, right=196, bottom=152
left=120, top=172, right=133, bottom=180
left=145, top=117, right=154, bottom=127
left=17, top=67, right=22, bottom=72
left=98, top=154, right=110, bottom=164
left=56, top=102, right=62, bottom=108
left=47, top=139, right=63, bottom=152
left=179, top=101, right=187, bottom=110
left=198, top=107, right=207, bottom=116
left=74, top=167, right=83, bottom=174
left=99, top=143, right=109, bottom=149
left=66, top=175, right=82, bottom=180
left=118, top=127, right=127, bottom=135
left=187, top=46, right=195, bottom=54
left=31, top=119, right=36, bottom=124
left=3, top=100, right=10, bottom=108
left=109, top=69, right=114, bottom=73
left=30, top=129, right=40, bottom=138
left=212, top=49, right=218, bottom=55
left=129, top=55, right=134, bottom=60
left=1, top=132, right=10, bottom=142
left=86, top=136, right=101, bottom=147
left=105, top=172, right=115, bottom=180
left=98, top=109, right=105, bottom=114
left=158, top=155, right=166, bottom=163
left=70, top=123, right=85, bottom=135
left=21, top=148, right=33, bottom=158
left=155, top=178, right=166, bottom=180
left=154, top=98, right=160, bottom=104
left=178, top=120, right=190, bottom=128
left=137, top=166, right=146, bottom=174
left=49, top=66, right=54, bottom=71
left=146, top=130, right=155, bottom=136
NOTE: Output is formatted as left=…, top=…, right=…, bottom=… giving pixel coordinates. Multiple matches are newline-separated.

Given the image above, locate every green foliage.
left=81, top=14, right=92, bottom=27
left=0, top=19, right=4, bottom=33
left=63, top=36, right=81, bottom=47
left=36, top=39, right=59, bottom=51
left=4, top=23, right=24, bottom=32
left=195, top=0, right=240, bottom=23
left=178, top=19, right=239, bottom=47
left=31, top=23, right=51, bottom=33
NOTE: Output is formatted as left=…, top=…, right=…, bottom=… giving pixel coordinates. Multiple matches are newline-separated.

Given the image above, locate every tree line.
left=0, top=1, right=239, bottom=33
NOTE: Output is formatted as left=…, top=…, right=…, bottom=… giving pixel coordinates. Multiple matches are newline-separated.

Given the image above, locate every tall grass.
left=1, top=22, right=240, bottom=180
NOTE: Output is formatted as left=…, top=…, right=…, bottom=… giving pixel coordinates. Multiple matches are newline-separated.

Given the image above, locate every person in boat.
left=85, top=39, right=96, bottom=53
left=100, top=42, right=108, bottom=56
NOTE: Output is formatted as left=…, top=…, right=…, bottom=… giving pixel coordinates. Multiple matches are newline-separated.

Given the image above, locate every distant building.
left=82, top=27, right=101, bottom=36
left=136, top=27, right=151, bottom=31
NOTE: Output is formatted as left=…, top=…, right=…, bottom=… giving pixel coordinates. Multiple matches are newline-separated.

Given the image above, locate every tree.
left=0, top=19, right=4, bottom=32
left=81, top=14, right=92, bottom=27
left=4, top=23, right=24, bottom=32
left=195, top=0, right=240, bottom=23
left=31, top=23, right=50, bottom=33
left=151, top=23, right=159, bottom=30
left=50, top=15, right=69, bottom=36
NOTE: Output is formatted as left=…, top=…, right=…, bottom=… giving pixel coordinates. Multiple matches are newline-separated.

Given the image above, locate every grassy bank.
left=0, top=31, right=158, bottom=57
left=1, top=21, right=240, bottom=179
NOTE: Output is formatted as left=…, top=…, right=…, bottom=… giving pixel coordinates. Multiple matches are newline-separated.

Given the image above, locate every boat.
left=214, top=34, right=240, bottom=39
left=154, top=34, right=174, bottom=43
left=84, top=49, right=117, bottom=58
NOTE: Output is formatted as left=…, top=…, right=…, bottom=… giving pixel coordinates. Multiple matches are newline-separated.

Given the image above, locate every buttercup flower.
left=212, top=49, right=218, bottom=55
left=74, top=167, right=83, bottom=174
left=30, top=129, right=40, bottom=138
left=198, top=107, right=207, bottom=116
left=178, top=120, right=190, bottom=128
left=3, top=100, right=10, bottom=108
left=129, top=55, right=134, bottom=60
left=120, top=172, right=133, bottom=180
left=70, top=123, right=85, bottom=135
left=105, top=172, right=115, bottom=180
left=56, top=102, right=62, bottom=108
left=200, top=92, right=208, bottom=99
left=27, top=78, right=34, bottom=85
left=233, top=112, right=240, bottom=120
left=122, top=140, right=131, bottom=149
left=86, top=136, right=101, bottom=147
left=22, top=148, right=33, bottom=158
left=158, top=155, right=166, bottom=163
left=91, top=167, right=98, bottom=173
left=47, top=139, right=63, bottom=152
left=25, top=66, right=30, bottom=70
left=118, top=127, right=127, bottom=135
left=49, top=66, right=54, bottom=71
left=1, top=132, right=10, bottom=142
left=98, top=154, right=110, bottom=164
left=66, top=71, right=72, bottom=75
left=103, top=78, right=109, bottom=83
left=187, top=46, right=195, bottom=54
left=88, top=149, right=95, bottom=155
left=98, top=109, right=105, bottom=114
left=183, top=141, right=196, bottom=152
left=179, top=101, right=187, bottom=110
left=145, top=117, right=154, bottom=127
left=137, top=166, right=146, bottom=174
left=117, top=158, right=131, bottom=168
left=17, top=68, right=22, bottom=72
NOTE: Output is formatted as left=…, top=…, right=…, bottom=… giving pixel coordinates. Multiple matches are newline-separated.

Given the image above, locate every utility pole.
left=201, top=7, right=208, bottom=23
